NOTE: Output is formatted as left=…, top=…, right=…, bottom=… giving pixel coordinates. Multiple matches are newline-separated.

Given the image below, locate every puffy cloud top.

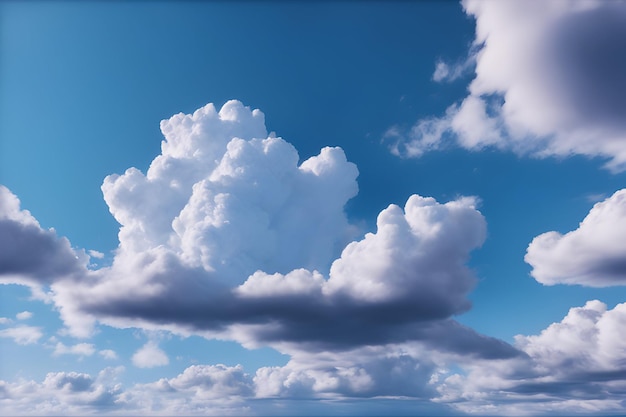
left=526, top=189, right=626, bottom=287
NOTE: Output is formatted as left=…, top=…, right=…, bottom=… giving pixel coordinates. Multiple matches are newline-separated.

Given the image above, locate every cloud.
left=0, top=368, right=126, bottom=415
left=436, top=300, right=626, bottom=415
left=526, top=189, right=626, bottom=287
left=391, top=1, right=626, bottom=171
left=0, top=185, right=87, bottom=289
left=0, top=100, right=519, bottom=404
left=53, top=342, right=96, bottom=357
left=16, top=311, right=33, bottom=320
left=132, top=341, right=169, bottom=368
left=0, top=325, right=43, bottom=345
left=98, top=349, right=118, bottom=360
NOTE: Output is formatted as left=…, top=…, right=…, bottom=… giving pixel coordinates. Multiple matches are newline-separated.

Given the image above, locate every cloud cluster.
left=437, top=300, right=626, bottom=415
left=0, top=100, right=521, bottom=408
left=390, top=1, right=626, bottom=171
left=526, top=189, right=626, bottom=287
left=0, top=368, right=125, bottom=415
left=0, top=101, right=499, bottom=359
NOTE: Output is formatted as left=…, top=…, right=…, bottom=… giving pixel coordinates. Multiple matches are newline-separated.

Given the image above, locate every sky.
left=2, top=0, right=626, bottom=415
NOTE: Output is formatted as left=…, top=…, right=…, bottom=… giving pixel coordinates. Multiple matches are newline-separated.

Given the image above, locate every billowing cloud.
left=436, top=300, right=626, bottom=415
left=526, top=189, right=626, bottom=287
left=0, top=100, right=519, bottom=405
left=390, top=1, right=626, bottom=171
left=132, top=341, right=169, bottom=368
left=0, top=368, right=126, bottom=415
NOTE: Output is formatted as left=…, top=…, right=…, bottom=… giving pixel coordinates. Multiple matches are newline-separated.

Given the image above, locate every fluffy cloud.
left=526, top=189, right=626, bottom=286
left=390, top=1, right=626, bottom=171
left=132, top=341, right=169, bottom=368
left=0, top=100, right=518, bottom=404
left=0, top=368, right=125, bottom=415
left=436, top=300, right=626, bottom=415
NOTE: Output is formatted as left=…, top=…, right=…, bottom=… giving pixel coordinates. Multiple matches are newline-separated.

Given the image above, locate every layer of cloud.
left=437, top=300, right=626, bottom=415
left=526, top=189, right=626, bottom=286
left=389, top=1, right=626, bottom=171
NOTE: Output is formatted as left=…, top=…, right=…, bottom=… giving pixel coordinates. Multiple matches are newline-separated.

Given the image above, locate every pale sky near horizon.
left=2, top=1, right=626, bottom=415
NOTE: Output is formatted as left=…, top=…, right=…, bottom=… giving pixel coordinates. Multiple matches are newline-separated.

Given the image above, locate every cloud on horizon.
left=388, top=0, right=626, bottom=171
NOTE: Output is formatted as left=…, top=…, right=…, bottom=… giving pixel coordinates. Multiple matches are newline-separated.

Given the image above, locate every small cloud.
left=0, top=325, right=43, bottom=345
left=53, top=342, right=96, bottom=357
left=132, top=341, right=169, bottom=368
left=88, top=250, right=105, bottom=259
left=16, top=311, right=33, bottom=320
left=0, top=317, right=13, bottom=325
left=98, top=349, right=118, bottom=360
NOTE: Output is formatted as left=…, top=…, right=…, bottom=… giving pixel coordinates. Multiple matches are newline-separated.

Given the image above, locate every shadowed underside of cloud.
left=438, top=300, right=626, bottom=415
left=388, top=0, right=626, bottom=171
left=526, top=189, right=626, bottom=287
left=0, top=100, right=522, bottom=411
left=0, top=100, right=514, bottom=359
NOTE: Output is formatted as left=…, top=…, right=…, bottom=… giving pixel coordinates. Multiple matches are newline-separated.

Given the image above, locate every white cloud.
left=0, top=317, right=13, bottom=324
left=88, top=250, right=104, bottom=259
left=436, top=300, right=626, bottom=415
left=0, top=367, right=126, bottom=415
left=0, top=100, right=517, bottom=404
left=0, top=325, right=43, bottom=345
left=16, top=310, right=33, bottom=320
left=392, top=1, right=626, bottom=171
left=526, top=189, right=626, bottom=286
left=53, top=342, right=96, bottom=357
left=98, top=349, right=118, bottom=360
left=132, top=341, right=169, bottom=368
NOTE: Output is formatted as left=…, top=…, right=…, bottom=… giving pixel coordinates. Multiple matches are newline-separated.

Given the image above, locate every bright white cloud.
left=391, top=1, right=626, bottom=171
left=0, top=325, right=43, bottom=345
left=436, top=300, right=626, bottom=415
left=526, top=189, right=626, bottom=287
left=16, top=310, right=33, bottom=320
left=132, top=341, right=169, bottom=368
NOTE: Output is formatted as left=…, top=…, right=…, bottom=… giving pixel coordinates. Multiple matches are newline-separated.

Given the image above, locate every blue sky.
left=2, top=1, right=626, bottom=415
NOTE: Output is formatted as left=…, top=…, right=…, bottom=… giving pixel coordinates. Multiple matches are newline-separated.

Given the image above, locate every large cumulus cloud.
left=0, top=100, right=520, bottom=407
left=389, top=1, right=626, bottom=171
left=526, top=189, right=626, bottom=287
